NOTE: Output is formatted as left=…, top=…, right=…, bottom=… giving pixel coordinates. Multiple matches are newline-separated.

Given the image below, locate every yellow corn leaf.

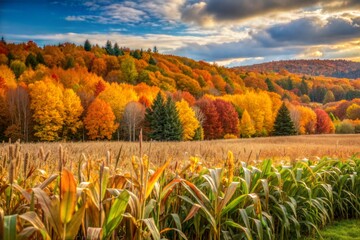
left=145, top=160, right=170, bottom=199
left=60, top=168, right=77, bottom=224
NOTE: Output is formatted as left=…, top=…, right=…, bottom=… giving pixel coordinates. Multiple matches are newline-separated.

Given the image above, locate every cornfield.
left=0, top=141, right=359, bottom=239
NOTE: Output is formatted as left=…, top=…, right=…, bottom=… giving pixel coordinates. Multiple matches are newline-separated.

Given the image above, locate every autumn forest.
left=1, top=39, right=360, bottom=143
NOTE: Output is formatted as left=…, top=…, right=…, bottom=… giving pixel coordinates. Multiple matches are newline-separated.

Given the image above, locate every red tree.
left=195, top=97, right=222, bottom=139
left=315, top=108, right=334, bottom=134
left=213, top=99, right=239, bottom=137
left=94, top=80, right=106, bottom=97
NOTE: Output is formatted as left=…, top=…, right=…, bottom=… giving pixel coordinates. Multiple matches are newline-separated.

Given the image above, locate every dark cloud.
left=172, top=15, right=360, bottom=64
left=265, top=17, right=360, bottom=45
left=182, top=0, right=360, bottom=25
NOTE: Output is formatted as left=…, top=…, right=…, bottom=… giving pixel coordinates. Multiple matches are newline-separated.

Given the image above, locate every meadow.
left=1, top=134, right=359, bottom=239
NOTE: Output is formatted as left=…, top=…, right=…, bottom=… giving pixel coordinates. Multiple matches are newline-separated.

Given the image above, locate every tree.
left=25, top=53, right=38, bottom=69
left=6, top=85, right=31, bottom=142
left=315, top=108, right=334, bottom=134
left=195, top=97, right=222, bottom=139
left=145, top=93, right=182, bottom=141
left=265, top=78, right=276, bottom=92
left=121, top=56, right=138, bottom=84
left=62, top=89, right=83, bottom=139
left=176, top=100, right=200, bottom=140
left=113, top=43, right=122, bottom=56
left=36, top=52, right=45, bottom=65
left=29, top=79, right=65, bottom=141
left=153, top=46, right=158, bottom=53
left=149, top=56, right=156, bottom=65
left=346, top=104, right=360, bottom=120
left=94, top=80, right=106, bottom=97
left=91, top=58, right=107, bottom=77
left=122, top=101, right=145, bottom=141
left=240, top=109, right=255, bottom=138
left=145, top=92, right=166, bottom=140
left=299, top=77, right=309, bottom=95
left=323, top=90, right=335, bottom=104
left=84, top=39, right=92, bottom=51
left=10, top=60, right=26, bottom=78
left=163, top=96, right=183, bottom=141
left=84, top=98, right=118, bottom=140
left=105, top=40, right=113, bottom=55
left=213, top=99, right=239, bottom=137
left=272, top=103, right=296, bottom=136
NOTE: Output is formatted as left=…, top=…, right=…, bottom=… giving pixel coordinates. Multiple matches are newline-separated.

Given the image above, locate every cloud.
left=181, top=0, right=360, bottom=26
left=264, top=16, right=360, bottom=45
left=171, top=15, right=360, bottom=65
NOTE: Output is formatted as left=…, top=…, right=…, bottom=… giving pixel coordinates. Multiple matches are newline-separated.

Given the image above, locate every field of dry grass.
left=3, top=134, right=359, bottom=170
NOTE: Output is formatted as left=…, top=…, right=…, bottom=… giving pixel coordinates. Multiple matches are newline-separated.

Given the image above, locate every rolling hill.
left=237, top=59, right=360, bottom=79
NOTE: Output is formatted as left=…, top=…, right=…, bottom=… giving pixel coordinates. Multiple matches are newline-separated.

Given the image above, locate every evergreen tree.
left=36, top=52, right=45, bottom=65
left=84, top=39, right=92, bottom=51
left=105, top=40, right=113, bottom=55
left=1, top=36, right=6, bottom=44
left=25, top=53, right=38, bottom=69
left=163, top=97, right=183, bottom=140
left=145, top=93, right=166, bottom=140
left=113, top=43, right=122, bottom=56
left=153, top=46, right=158, bottom=53
left=145, top=93, right=182, bottom=141
left=299, top=77, right=309, bottom=95
left=149, top=56, right=157, bottom=65
left=272, top=103, right=297, bottom=136
left=265, top=78, right=276, bottom=92
left=132, top=50, right=141, bottom=60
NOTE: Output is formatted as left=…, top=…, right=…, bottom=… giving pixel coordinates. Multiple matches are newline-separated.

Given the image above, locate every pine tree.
left=105, top=40, right=113, bottom=55
left=265, top=78, right=276, bottom=92
left=149, top=56, right=157, bottom=65
left=299, top=77, right=308, bottom=95
left=163, top=97, right=183, bottom=140
left=145, top=93, right=182, bottom=141
left=25, top=53, right=38, bottom=69
left=84, top=39, right=92, bottom=51
left=145, top=93, right=166, bottom=140
left=113, top=43, right=122, bottom=56
left=272, top=103, right=297, bottom=136
left=36, top=52, right=45, bottom=65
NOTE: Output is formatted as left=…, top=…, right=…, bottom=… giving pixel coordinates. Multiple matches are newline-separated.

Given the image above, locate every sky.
left=1, top=0, right=360, bottom=66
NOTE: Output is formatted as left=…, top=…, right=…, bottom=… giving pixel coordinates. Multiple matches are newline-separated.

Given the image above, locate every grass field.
left=4, top=134, right=360, bottom=170
left=303, top=219, right=360, bottom=240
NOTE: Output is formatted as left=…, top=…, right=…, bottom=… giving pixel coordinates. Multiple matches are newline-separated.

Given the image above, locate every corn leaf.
left=102, top=190, right=129, bottom=239
left=146, top=160, right=170, bottom=199
left=60, top=168, right=77, bottom=224
left=19, top=211, right=51, bottom=240
left=4, top=214, right=17, bottom=240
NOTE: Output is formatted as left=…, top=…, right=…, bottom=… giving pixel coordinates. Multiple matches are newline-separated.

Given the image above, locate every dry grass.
left=2, top=134, right=359, bottom=170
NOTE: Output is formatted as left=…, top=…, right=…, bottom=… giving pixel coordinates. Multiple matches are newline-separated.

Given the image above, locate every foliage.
left=145, top=93, right=183, bottom=141
left=176, top=99, right=200, bottom=140
left=272, top=103, right=297, bottom=136
left=240, top=109, right=255, bottom=138
left=84, top=98, right=118, bottom=140
left=29, top=79, right=64, bottom=141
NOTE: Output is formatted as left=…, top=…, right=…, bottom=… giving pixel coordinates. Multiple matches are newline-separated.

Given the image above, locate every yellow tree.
left=84, top=98, right=118, bottom=140
left=62, top=89, right=83, bottom=139
left=176, top=100, right=200, bottom=140
left=29, top=79, right=64, bottom=141
left=240, top=109, right=255, bottom=138
left=346, top=104, right=360, bottom=120
left=98, top=83, right=138, bottom=121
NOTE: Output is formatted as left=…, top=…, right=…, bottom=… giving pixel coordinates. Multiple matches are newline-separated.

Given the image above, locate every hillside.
left=238, top=59, right=360, bottom=79
left=1, top=40, right=360, bottom=142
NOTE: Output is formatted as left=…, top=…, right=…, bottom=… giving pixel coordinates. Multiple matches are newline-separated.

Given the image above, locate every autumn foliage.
left=0, top=40, right=359, bottom=141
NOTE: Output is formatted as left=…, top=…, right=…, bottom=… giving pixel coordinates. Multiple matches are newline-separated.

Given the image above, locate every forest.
left=1, top=39, right=360, bottom=142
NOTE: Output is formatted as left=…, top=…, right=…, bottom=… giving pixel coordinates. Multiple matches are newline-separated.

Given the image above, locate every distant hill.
left=237, top=60, right=360, bottom=79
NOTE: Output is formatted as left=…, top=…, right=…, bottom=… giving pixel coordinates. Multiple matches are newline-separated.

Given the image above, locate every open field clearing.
left=4, top=134, right=360, bottom=170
